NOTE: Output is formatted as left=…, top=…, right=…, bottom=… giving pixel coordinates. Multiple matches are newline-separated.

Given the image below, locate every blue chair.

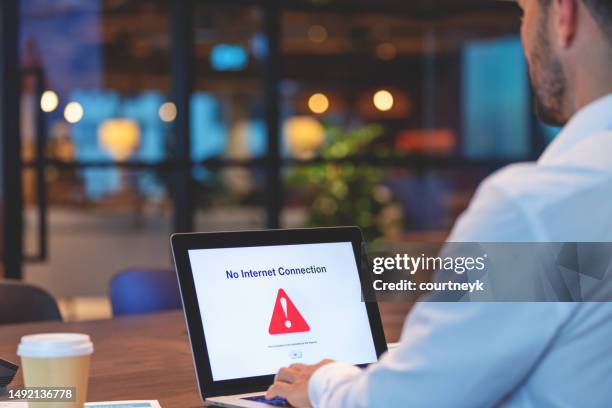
left=109, top=269, right=182, bottom=316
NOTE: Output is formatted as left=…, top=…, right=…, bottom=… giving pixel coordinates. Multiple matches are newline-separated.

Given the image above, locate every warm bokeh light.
left=373, top=90, right=394, bottom=111
left=376, top=42, right=397, bottom=61
left=64, top=102, right=84, bottom=123
left=284, top=116, right=325, bottom=159
left=40, top=90, right=59, bottom=112
left=159, top=102, right=177, bottom=122
left=98, top=119, right=140, bottom=161
left=307, top=25, right=328, bottom=43
left=308, top=93, right=330, bottom=114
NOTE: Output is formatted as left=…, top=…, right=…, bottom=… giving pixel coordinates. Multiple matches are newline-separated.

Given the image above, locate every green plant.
left=287, top=124, right=401, bottom=241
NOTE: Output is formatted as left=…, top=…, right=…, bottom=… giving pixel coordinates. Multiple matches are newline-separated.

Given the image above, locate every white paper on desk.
left=0, top=402, right=28, bottom=407
left=85, top=401, right=161, bottom=408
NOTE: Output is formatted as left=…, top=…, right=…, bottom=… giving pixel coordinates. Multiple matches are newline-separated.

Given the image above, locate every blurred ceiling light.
left=284, top=116, right=325, bottom=159
left=64, top=101, right=84, bottom=124
left=373, top=90, right=394, bottom=112
left=308, top=93, right=330, bottom=114
left=357, top=88, right=410, bottom=118
left=210, top=44, right=248, bottom=71
left=98, top=118, right=140, bottom=161
left=40, top=90, right=59, bottom=112
left=307, top=25, right=328, bottom=43
left=376, top=42, right=397, bottom=61
left=159, top=102, right=177, bottom=122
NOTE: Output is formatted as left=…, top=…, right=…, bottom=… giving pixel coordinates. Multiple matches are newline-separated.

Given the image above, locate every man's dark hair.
left=540, top=0, right=612, bottom=41
left=583, top=1, right=612, bottom=40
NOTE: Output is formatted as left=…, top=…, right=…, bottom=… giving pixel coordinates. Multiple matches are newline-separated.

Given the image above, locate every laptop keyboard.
left=242, top=395, right=291, bottom=407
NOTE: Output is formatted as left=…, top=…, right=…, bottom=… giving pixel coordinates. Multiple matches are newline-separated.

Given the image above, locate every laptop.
left=171, top=227, right=387, bottom=407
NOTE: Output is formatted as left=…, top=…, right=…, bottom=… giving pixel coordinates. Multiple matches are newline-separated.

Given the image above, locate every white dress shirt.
left=308, top=94, right=612, bottom=407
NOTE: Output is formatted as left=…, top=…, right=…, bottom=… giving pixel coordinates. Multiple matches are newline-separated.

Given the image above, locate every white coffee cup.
left=17, top=333, right=94, bottom=408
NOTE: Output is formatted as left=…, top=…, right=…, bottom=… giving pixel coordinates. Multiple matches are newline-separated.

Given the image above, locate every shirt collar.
left=538, top=93, right=612, bottom=164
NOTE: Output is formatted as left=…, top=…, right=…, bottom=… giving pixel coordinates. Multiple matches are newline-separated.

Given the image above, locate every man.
left=266, top=0, right=612, bottom=406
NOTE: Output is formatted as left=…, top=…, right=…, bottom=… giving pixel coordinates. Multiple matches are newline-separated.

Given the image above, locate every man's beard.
left=528, top=20, right=569, bottom=126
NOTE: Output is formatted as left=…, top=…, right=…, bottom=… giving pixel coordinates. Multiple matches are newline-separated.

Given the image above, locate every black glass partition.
left=2, top=0, right=551, bottom=286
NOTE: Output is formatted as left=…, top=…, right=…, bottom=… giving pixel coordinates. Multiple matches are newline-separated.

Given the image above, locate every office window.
left=8, top=0, right=551, bottom=316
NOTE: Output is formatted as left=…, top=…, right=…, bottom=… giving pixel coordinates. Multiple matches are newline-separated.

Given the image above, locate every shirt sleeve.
left=307, top=171, right=574, bottom=408
left=309, top=303, right=575, bottom=408
left=446, top=173, right=547, bottom=243
left=308, top=363, right=364, bottom=408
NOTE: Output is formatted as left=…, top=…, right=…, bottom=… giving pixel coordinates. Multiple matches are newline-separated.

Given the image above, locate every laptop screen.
left=188, top=241, right=378, bottom=381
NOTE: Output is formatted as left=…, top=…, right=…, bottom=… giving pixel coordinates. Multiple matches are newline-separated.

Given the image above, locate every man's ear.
left=554, top=0, right=578, bottom=48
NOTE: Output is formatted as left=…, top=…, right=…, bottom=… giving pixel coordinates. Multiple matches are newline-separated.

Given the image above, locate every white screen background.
left=188, top=242, right=378, bottom=381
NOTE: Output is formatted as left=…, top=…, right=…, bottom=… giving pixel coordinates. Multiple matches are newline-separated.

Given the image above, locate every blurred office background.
left=1, top=0, right=560, bottom=321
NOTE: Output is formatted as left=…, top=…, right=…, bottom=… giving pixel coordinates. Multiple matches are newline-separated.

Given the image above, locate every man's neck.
left=572, top=52, right=612, bottom=112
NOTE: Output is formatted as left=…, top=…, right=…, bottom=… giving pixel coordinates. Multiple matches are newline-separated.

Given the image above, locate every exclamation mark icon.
left=269, top=288, right=310, bottom=334
left=280, top=297, right=291, bottom=328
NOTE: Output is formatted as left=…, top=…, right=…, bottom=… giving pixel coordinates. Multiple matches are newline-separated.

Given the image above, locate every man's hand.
left=265, top=359, right=334, bottom=408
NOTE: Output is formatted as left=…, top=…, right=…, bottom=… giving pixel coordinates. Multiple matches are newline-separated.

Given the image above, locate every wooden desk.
left=0, top=312, right=203, bottom=407
left=0, top=305, right=410, bottom=407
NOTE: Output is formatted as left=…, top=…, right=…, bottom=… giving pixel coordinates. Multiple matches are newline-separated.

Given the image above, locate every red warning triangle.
left=268, top=289, right=310, bottom=335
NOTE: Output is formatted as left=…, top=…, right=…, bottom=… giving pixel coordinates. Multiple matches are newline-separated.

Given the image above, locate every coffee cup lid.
left=17, top=333, right=94, bottom=358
